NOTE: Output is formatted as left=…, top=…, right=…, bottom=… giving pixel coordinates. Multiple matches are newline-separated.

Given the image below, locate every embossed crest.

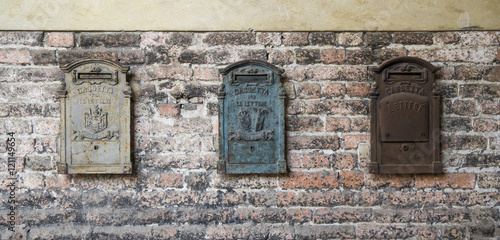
left=218, top=60, right=286, bottom=174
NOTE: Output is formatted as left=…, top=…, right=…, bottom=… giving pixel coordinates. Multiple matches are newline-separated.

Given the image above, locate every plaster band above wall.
left=1, top=0, right=499, bottom=31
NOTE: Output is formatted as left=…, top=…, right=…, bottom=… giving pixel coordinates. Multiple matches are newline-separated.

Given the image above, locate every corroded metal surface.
left=369, top=57, right=442, bottom=174
left=218, top=60, right=287, bottom=174
left=58, top=59, right=132, bottom=174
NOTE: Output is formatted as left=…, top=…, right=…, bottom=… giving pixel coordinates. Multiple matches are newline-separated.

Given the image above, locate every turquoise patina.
left=218, top=60, right=287, bottom=174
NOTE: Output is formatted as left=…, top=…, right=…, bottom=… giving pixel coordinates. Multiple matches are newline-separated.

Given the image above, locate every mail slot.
left=369, top=57, right=442, bottom=174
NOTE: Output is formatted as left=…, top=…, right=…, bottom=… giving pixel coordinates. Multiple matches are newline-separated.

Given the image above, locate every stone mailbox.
left=218, top=60, right=287, bottom=174
left=58, top=59, right=132, bottom=174
left=369, top=57, right=442, bottom=174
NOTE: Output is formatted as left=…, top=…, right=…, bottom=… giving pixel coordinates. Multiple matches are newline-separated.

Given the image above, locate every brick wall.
left=0, top=31, right=499, bottom=239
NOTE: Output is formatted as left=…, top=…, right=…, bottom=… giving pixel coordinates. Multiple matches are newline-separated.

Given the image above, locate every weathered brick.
left=0, top=31, right=43, bottom=46
left=357, top=224, right=418, bottom=239
left=283, top=66, right=306, bottom=81
left=295, top=48, right=320, bottom=64
left=485, top=66, right=500, bottom=82
left=473, top=118, right=498, bottom=132
left=279, top=171, right=338, bottom=189
left=434, top=32, right=460, bottom=44
left=468, top=48, right=498, bottom=63
left=0, top=119, right=32, bottom=134
left=288, top=151, right=330, bottom=169
left=416, top=173, right=476, bottom=189
left=346, top=48, right=374, bottom=64
left=92, top=225, right=153, bottom=239
left=287, top=208, right=313, bottom=223
left=206, top=224, right=268, bottom=240
left=337, top=32, right=363, bottom=47
left=339, top=170, right=364, bottom=188
left=256, top=32, right=282, bottom=46
left=45, top=174, right=72, bottom=191
left=214, top=175, right=277, bottom=189
left=372, top=208, right=414, bottom=223
left=193, top=66, right=220, bottom=81
left=118, top=49, right=146, bottom=64
left=16, top=67, right=64, bottom=82
left=286, top=115, right=324, bottom=132
left=150, top=135, right=201, bottom=152
left=306, top=100, right=369, bottom=115
left=314, top=207, right=371, bottom=223
left=282, top=32, right=309, bottom=46
left=203, top=32, right=256, bottom=46
left=233, top=207, right=286, bottom=223
left=460, top=84, right=499, bottom=99
left=321, top=48, right=345, bottom=64
left=178, top=49, right=206, bottom=64
left=0, top=49, right=30, bottom=64
left=287, top=135, right=340, bottom=150
left=27, top=225, right=92, bottom=240
left=269, top=49, right=294, bottom=65
left=236, top=49, right=267, bottom=62
left=342, top=65, right=369, bottom=81
left=365, top=32, right=392, bottom=47
left=459, top=31, right=499, bottom=46
left=205, top=49, right=231, bottom=64
left=294, top=225, right=356, bottom=239
left=31, top=49, right=57, bottom=65
left=295, top=82, right=321, bottom=99
left=342, top=134, right=369, bottom=149
left=373, top=48, right=407, bottom=63
left=158, top=103, right=181, bottom=118
left=346, top=82, right=370, bottom=97
left=166, top=32, right=194, bottom=46
left=185, top=172, right=209, bottom=190
left=464, top=153, right=499, bottom=167
left=325, top=116, right=350, bottom=132
left=480, top=100, right=500, bottom=115
left=452, top=99, right=480, bottom=116
left=332, top=152, right=356, bottom=170
left=351, top=117, right=370, bottom=132
left=24, top=155, right=53, bottom=171
left=393, top=32, right=433, bottom=45
left=306, top=65, right=342, bottom=80
left=46, top=32, right=74, bottom=47
left=80, top=32, right=140, bottom=47
left=390, top=175, right=415, bottom=188
left=140, top=32, right=168, bottom=46
left=310, top=32, right=335, bottom=45
left=490, top=136, right=499, bottom=150
left=177, top=206, right=234, bottom=224
left=442, top=135, right=487, bottom=150
left=58, top=50, right=118, bottom=65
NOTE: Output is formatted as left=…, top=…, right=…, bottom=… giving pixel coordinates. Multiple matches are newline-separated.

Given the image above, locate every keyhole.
left=250, top=146, right=254, bottom=152
left=402, top=145, right=409, bottom=151
left=94, top=145, right=99, bottom=150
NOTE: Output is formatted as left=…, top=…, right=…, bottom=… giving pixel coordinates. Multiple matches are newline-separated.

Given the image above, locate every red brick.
left=282, top=66, right=306, bottom=81
left=279, top=171, right=338, bottom=189
left=233, top=208, right=285, bottom=223
left=0, top=49, right=30, bottom=64
left=158, top=103, right=180, bottom=118
left=481, top=100, right=500, bottom=115
left=58, top=50, right=118, bottom=65
left=286, top=116, right=324, bottom=132
left=0, top=31, right=43, bottom=46
left=80, top=32, right=140, bottom=47
left=416, top=173, right=476, bottom=189
left=434, top=32, right=459, bottom=44
left=342, top=134, right=369, bottom=149
left=346, top=48, right=374, bottom=64
left=276, top=191, right=298, bottom=207
left=408, top=49, right=437, bottom=62
left=310, top=32, right=335, bottom=45
left=372, top=208, right=414, bottom=223
left=287, top=135, right=340, bottom=150
left=394, top=32, right=433, bottom=45
left=46, top=32, right=74, bottom=47
left=306, top=66, right=341, bottom=80
left=288, top=151, right=330, bottom=168
left=364, top=174, right=390, bottom=188
left=452, top=99, right=480, bottom=116
left=331, top=152, right=356, bottom=170
left=478, top=173, right=500, bottom=188
left=339, top=170, right=364, bottom=189
left=205, top=49, right=231, bottom=64
left=286, top=100, right=306, bottom=115
left=140, top=32, right=168, bottom=46
left=473, top=118, right=498, bottom=132
left=203, top=32, right=256, bottom=46
left=485, top=66, right=500, bottom=82
left=346, top=82, right=370, bottom=97
left=214, top=175, right=277, bottom=189
left=282, top=32, right=309, bottom=46
left=306, top=100, right=369, bottom=115
left=269, top=49, right=294, bottom=65
left=351, top=117, right=370, bottom=132
left=193, top=66, right=220, bottom=81
left=321, top=49, right=345, bottom=64
left=296, top=82, right=321, bottom=99
left=340, top=65, right=368, bottom=81
left=295, top=48, right=320, bottom=64
left=298, top=191, right=356, bottom=206
left=322, top=82, right=346, bottom=98
left=287, top=208, right=313, bottom=223
left=325, top=117, right=350, bottom=132
left=31, top=49, right=57, bottom=65
left=16, top=67, right=64, bottom=82
left=314, top=207, right=371, bottom=223
left=390, top=175, right=415, bottom=188
left=295, top=225, right=355, bottom=239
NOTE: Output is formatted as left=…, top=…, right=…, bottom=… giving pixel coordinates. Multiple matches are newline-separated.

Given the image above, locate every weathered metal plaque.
left=58, top=59, right=132, bottom=174
left=369, top=57, right=442, bottom=174
left=218, top=60, right=287, bottom=174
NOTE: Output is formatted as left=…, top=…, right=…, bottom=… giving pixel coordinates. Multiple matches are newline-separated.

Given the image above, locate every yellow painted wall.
left=0, top=0, right=499, bottom=31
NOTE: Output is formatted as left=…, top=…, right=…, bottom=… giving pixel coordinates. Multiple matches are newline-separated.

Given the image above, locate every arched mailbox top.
left=60, top=58, right=130, bottom=73
left=219, top=60, right=284, bottom=75
left=370, top=57, right=438, bottom=73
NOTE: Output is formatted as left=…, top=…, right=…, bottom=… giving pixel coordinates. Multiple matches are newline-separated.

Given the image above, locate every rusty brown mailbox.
left=369, top=57, right=442, bottom=174
left=58, top=59, right=132, bottom=174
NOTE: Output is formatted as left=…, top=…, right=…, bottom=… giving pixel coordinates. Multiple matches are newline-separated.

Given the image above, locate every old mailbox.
left=218, top=60, right=287, bottom=174
left=58, top=59, right=132, bottom=174
left=369, top=57, right=442, bottom=174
